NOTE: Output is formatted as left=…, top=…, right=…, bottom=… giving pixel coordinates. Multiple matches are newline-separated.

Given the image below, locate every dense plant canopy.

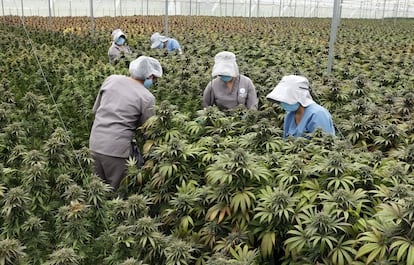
left=1, top=15, right=414, bottom=265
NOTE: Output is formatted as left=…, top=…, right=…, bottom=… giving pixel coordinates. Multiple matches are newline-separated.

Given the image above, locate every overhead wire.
left=13, top=5, right=89, bottom=181
left=12, top=7, right=111, bottom=229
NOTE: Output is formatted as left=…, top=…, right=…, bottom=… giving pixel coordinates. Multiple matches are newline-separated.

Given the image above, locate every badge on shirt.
left=239, top=88, right=247, bottom=98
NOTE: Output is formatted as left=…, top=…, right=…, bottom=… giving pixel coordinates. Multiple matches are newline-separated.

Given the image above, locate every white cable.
left=16, top=15, right=89, bottom=180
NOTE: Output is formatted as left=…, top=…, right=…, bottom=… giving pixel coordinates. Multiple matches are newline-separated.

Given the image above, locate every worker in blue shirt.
left=150, top=32, right=182, bottom=54
left=266, top=75, right=335, bottom=138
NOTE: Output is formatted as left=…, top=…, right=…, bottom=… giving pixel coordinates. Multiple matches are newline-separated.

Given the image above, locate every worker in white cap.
left=202, top=51, right=258, bottom=111
left=266, top=75, right=335, bottom=138
left=108, top=28, right=132, bottom=64
left=150, top=32, right=182, bottom=54
left=89, top=56, right=163, bottom=191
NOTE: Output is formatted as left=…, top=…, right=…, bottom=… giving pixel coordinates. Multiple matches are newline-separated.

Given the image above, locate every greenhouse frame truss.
left=2, top=0, right=414, bottom=19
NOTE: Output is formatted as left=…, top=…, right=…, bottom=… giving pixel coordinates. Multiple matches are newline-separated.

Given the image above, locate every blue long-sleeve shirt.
left=166, top=38, right=181, bottom=52
left=283, top=103, right=335, bottom=138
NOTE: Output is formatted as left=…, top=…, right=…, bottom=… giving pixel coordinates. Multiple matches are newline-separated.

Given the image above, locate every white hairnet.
left=150, top=32, right=168, bottom=49
left=266, top=75, right=315, bottom=107
left=212, top=51, right=239, bottom=77
left=111, top=29, right=125, bottom=42
left=129, top=56, right=163, bottom=80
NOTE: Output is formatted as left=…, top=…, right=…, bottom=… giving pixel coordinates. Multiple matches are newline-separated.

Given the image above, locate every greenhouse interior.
left=1, top=0, right=414, bottom=265
left=2, top=0, right=414, bottom=18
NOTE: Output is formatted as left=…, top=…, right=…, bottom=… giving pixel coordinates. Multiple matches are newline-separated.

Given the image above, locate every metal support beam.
left=2, top=0, right=5, bottom=23
left=48, top=0, right=52, bottom=30
left=20, top=0, right=24, bottom=23
left=90, top=0, right=94, bottom=34
left=165, top=0, right=169, bottom=37
left=327, top=0, right=341, bottom=74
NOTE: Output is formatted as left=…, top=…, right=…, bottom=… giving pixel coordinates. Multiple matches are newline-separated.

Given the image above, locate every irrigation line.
left=16, top=16, right=89, bottom=182
left=262, top=16, right=350, bottom=144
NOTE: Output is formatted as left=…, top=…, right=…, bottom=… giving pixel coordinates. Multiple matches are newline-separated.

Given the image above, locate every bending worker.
left=150, top=32, right=182, bottom=54
left=89, top=56, right=162, bottom=191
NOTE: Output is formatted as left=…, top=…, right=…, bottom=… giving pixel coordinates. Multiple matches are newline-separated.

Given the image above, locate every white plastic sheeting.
left=2, top=0, right=414, bottom=18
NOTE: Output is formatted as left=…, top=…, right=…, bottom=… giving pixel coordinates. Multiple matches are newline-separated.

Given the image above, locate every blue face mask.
left=116, top=36, right=126, bottom=45
left=281, top=102, right=300, bottom=112
left=143, top=78, right=153, bottom=89
left=220, top=75, right=233, bottom=82
left=157, top=42, right=164, bottom=49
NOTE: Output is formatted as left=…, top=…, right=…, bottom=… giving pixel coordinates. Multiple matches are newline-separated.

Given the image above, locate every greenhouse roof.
left=2, top=0, right=414, bottom=18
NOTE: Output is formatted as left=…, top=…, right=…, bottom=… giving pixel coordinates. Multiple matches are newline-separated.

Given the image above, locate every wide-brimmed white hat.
left=211, top=51, right=239, bottom=77
left=150, top=32, right=168, bottom=49
left=266, top=75, right=315, bottom=107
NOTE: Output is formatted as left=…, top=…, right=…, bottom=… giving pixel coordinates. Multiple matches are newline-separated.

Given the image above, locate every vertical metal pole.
left=233, top=0, right=235, bottom=16
left=405, top=0, right=409, bottom=17
left=69, top=0, right=72, bottom=17
left=90, top=0, right=94, bottom=34
left=327, top=0, right=341, bottom=74
left=338, top=0, right=343, bottom=24
left=120, top=0, right=122, bottom=16
left=257, top=0, right=260, bottom=17
left=48, top=0, right=52, bottom=30
left=394, top=0, right=399, bottom=25
left=220, top=0, right=222, bottom=16
left=303, top=0, right=306, bottom=17
left=190, top=0, right=192, bottom=16
left=2, top=0, right=5, bottom=23
left=146, top=0, right=148, bottom=20
left=20, top=0, right=24, bottom=23
left=248, top=0, right=252, bottom=30
left=114, top=0, right=116, bottom=17
left=279, top=0, right=282, bottom=17
left=294, top=0, right=297, bottom=17
left=165, top=0, right=169, bottom=37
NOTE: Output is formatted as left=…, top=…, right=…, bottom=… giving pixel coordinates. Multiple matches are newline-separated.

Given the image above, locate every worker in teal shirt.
left=266, top=75, right=335, bottom=138
left=150, top=32, right=182, bottom=54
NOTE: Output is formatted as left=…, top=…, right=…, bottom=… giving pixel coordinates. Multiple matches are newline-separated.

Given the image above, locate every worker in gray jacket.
left=202, top=51, right=258, bottom=111
left=108, top=28, right=132, bottom=64
left=89, top=56, right=162, bottom=190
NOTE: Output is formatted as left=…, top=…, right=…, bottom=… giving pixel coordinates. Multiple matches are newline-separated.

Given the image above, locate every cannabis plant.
left=284, top=205, right=351, bottom=264
left=253, top=185, right=298, bottom=258
left=205, top=147, right=271, bottom=223
left=0, top=186, right=31, bottom=237
left=43, top=247, right=83, bottom=265
left=0, top=238, right=27, bottom=265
